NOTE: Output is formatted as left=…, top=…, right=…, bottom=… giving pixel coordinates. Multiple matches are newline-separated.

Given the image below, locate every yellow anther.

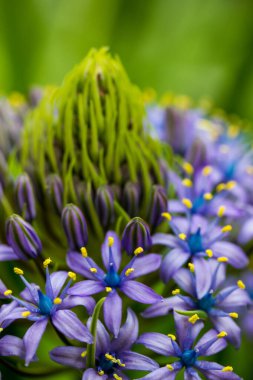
left=98, top=370, right=105, bottom=376
left=89, top=268, right=97, bottom=273
left=81, top=351, right=87, bottom=358
left=206, top=249, right=213, bottom=258
left=105, top=287, right=112, bottom=293
left=161, top=212, right=172, bottom=221
left=125, top=268, right=135, bottom=276
left=178, top=233, right=187, bottom=241
left=228, top=124, right=239, bottom=138
left=22, top=311, right=31, bottom=318
left=203, top=193, right=213, bottom=201
left=53, top=297, right=62, bottom=305
left=216, top=183, right=226, bottom=192
left=182, top=198, right=192, bottom=209
left=222, top=366, right=233, bottom=372
left=108, top=236, right=114, bottom=247
left=43, top=258, right=52, bottom=268
left=188, top=314, right=199, bottom=324
left=188, top=263, right=195, bottom=272
left=105, top=353, right=117, bottom=363
left=226, top=181, right=237, bottom=190
left=4, top=289, right=12, bottom=296
left=237, top=280, right=245, bottom=289
left=217, top=331, right=227, bottom=338
left=182, top=178, right=193, bottom=187
left=217, top=205, right=226, bottom=217
left=68, top=271, right=77, bottom=280
left=246, top=166, right=253, bottom=175
left=229, top=312, right=238, bottom=319
left=172, top=289, right=180, bottom=295
left=202, top=166, right=213, bottom=176
left=182, top=162, right=194, bottom=175
left=0, top=327, right=3, bottom=333
left=113, top=374, right=122, bottom=380
left=167, top=334, right=176, bottom=341
left=221, top=225, right=232, bottom=233
left=134, top=247, right=144, bottom=256
left=81, top=247, right=88, bottom=257
left=166, top=364, right=174, bottom=371
left=13, top=267, right=24, bottom=275
left=117, top=359, right=125, bottom=367
left=217, top=257, right=228, bottom=263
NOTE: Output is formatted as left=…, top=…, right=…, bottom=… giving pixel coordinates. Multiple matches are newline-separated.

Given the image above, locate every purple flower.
left=67, top=231, right=162, bottom=337
left=144, top=258, right=250, bottom=348
left=50, top=308, right=158, bottom=379
left=0, top=335, right=37, bottom=362
left=1, top=260, right=94, bottom=365
left=137, top=312, right=242, bottom=380
left=153, top=214, right=248, bottom=282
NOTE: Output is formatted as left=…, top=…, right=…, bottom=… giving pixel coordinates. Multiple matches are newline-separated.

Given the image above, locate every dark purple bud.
left=186, top=138, right=209, bottom=171
left=95, top=185, right=114, bottom=227
left=15, top=174, right=36, bottom=222
left=122, top=182, right=140, bottom=217
left=62, top=204, right=88, bottom=251
left=6, top=214, right=42, bottom=260
left=148, top=185, right=168, bottom=227
left=46, top=174, right=63, bottom=214
left=122, top=217, right=152, bottom=256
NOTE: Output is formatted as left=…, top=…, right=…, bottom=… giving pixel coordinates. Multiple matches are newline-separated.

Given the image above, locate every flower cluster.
left=0, top=49, right=252, bottom=380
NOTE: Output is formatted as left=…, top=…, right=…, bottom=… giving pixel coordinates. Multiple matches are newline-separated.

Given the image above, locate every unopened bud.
left=122, top=217, right=152, bottom=256
left=148, top=185, right=168, bottom=227
left=15, top=174, right=36, bottom=222
left=122, top=182, right=140, bottom=217
left=62, top=204, right=88, bottom=251
left=95, top=185, right=114, bottom=227
left=46, top=174, right=63, bottom=214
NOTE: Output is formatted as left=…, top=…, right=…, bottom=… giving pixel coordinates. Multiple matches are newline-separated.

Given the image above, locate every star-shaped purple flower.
left=67, top=231, right=162, bottom=337
left=50, top=308, right=158, bottom=379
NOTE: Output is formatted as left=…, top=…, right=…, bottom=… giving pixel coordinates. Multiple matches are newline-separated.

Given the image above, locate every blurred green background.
left=0, top=0, right=253, bottom=120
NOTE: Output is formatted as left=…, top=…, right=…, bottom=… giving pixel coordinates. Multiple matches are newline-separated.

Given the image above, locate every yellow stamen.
left=221, top=225, right=232, bottom=233
left=246, top=166, right=253, bottom=175
left=0, top=327, right=3, bottom=333
left=98, top=370, right=105, bottom=376
left=182, top=178, right=193, bottom=187
left=237, top=280, right=245, bottom=289
left=217, top=206, right=226, bottom=217
left=188, top=263, right=195, bottom=272
left=226, top=180, right=237, bottom=190
left=81, top=247, right=88, bottom=257
left=203, top=192, right=213, bottom=201
left=182, top=162, right=194, bottom=175
left=105, top=353, right=118, bottom=363
left=217, top=331, right=227, bottom=338
left=134, top=247, right=143, bottom=256
left=81, top=351, right=87, bottom=358
left=182, top=198, right=192, bottom=209
left=117, top=359, right=125, bottom=367
left=105, top=287, right=112, bottom=293
left=178, top=233, right=187, bottom=241
left=167, top=334, right=176, bottom=341
left=222, top=366, right=233, bottom=372
left=108, top=236, right=114, bottom=247
left=206, top=249, right=213, bottom=258
left=43, top=258, right=52, bottom=268
left=13, top=267, right=24, bottom=275
left=125, top=268, right=135, bottom=276
left=166, top=364, right=174, bottom=371
left=113, top=375, right=122, bottom=380
left=229, top=312, right=238, bottom=319
left=188, top=314, right=199, bottom=324
left=68, top=271, right=77, bottom=280
left=217, top=257, right=228, bottom=263
left=89, top=268, right=97, bottom=273
left=202, top=165, right=213, bottom=176
left=4, top=289, right=12, bottom=296
left=172, top=289, right=180, bottom=295
left=53, top=297, right=62, bottom=305
left=216, top=183, right=226, bottom=192
left=22, top=311, right=31, bottom=318
left=161, top=212, right=172, bottom=221
left=228, top=124, right=239, bottom=138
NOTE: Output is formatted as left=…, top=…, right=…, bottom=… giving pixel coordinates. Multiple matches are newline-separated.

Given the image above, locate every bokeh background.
left=0, top=0, right=253, bottom=120
left=0, top=0, right=253, bottom=379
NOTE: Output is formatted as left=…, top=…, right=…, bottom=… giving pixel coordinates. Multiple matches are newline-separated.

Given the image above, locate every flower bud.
left=148, top=185, right=168, bottom=227
left=46, top=174, right=63, bottom=214
left=122, top=217, right=152, bottom=256
left=15, top=174, right=36, bottom=222
left=122, top=182, right=140, bottom=217
left=95, top=185, right=114, bottom=227
left=6, top=214, right=42, bottom=260
left=62, top=204, right=88, bottom=251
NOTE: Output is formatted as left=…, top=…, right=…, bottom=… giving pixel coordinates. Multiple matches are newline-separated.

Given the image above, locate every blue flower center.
left=181, top=349, right=197, bottom=367
left=38, top=290, right=53, bottom=315
left=197, top=292, right=215, bottom=312
left=188, top=228, right=203, bottom=254
left=225, top=162, right=236, bottom=180
left=97, top=353, right=118, bottom=374
left=192, top=195, right=205, bottom=214
left=104, top=264, right=121, bottom=288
